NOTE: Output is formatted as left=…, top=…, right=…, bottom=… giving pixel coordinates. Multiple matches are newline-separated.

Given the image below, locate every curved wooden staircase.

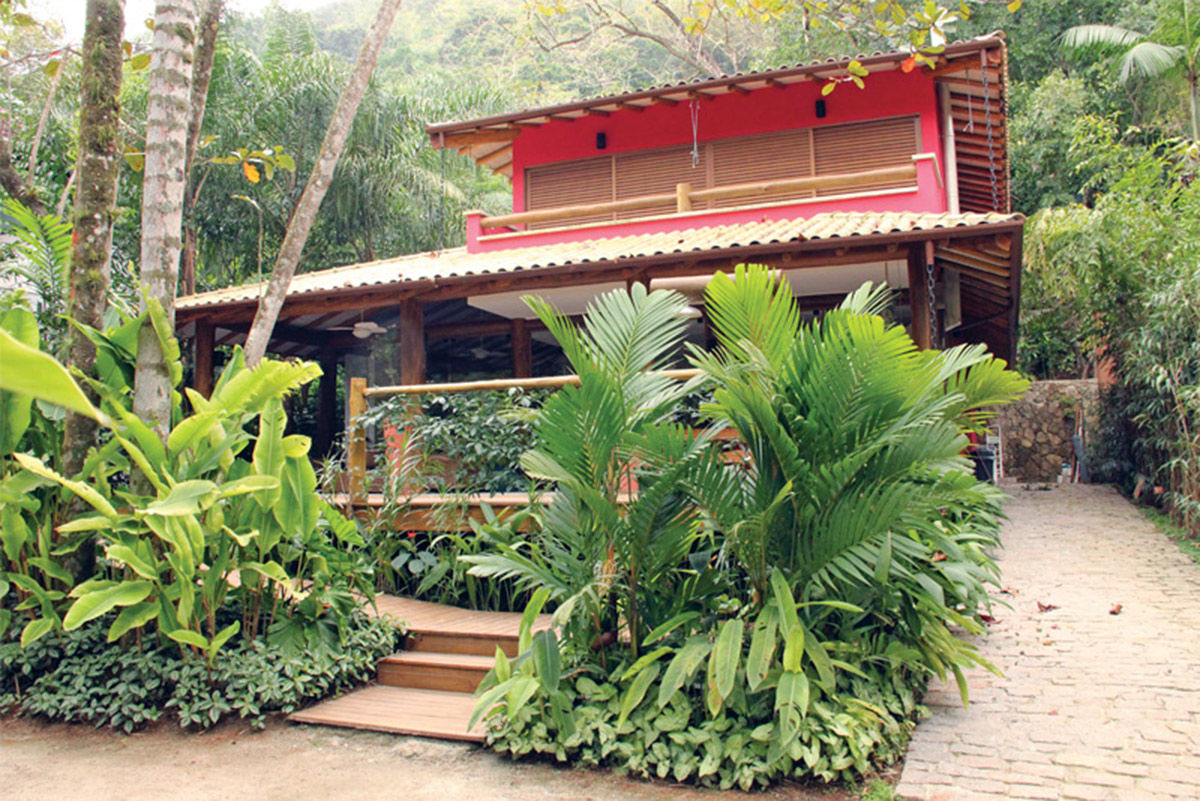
left=288, top=596, right=549, bottom=742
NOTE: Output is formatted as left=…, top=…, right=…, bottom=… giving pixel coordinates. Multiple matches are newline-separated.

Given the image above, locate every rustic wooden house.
left=176, top=33, right=1021, bottom=453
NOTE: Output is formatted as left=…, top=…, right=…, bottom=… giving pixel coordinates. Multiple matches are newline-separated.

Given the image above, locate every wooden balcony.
left=466, top=154, right=940, bottom=250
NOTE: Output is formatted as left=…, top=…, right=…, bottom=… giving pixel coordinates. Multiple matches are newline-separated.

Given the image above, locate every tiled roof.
left=427, top=32, right=1007, bottom=135
left=177, top=211, right=1022, bottom=312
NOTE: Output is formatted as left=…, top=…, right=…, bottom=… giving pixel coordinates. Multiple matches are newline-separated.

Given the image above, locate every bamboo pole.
left=363, top=368, right=702, bottom=398
left=347, top=376, right=368, bottom=506
left=676, top=182, right=693, bottom=213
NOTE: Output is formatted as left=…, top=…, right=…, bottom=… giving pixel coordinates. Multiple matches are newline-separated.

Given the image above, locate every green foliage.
left=480, top=660, right=923, bottom=790
left=0, top=610, right=398, bottom=732
left=0, top=315, right=374, bottom=659
left=1021, top=122, right=1200, bottom=533
left=463, top=283, right=722, bottom=657
left=468, top=273, right=1021, bottom=787
left=369, top=388, right=550, bottom=494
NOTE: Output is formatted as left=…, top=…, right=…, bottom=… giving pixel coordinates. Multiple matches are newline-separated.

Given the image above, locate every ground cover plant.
left=464, top=266, right=1027, bottom=789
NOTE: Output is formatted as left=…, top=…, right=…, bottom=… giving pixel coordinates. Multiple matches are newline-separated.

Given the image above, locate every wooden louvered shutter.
left=710, top=129, right=813, bottom=207
left=811, top=116, right=919, bottom=196
left=613, top=145, right=701, bottom=218
left=524, top=156, right=613, bottom=228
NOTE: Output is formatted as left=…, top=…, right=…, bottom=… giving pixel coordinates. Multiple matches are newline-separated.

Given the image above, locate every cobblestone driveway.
left=896, top=484, right=1200, bottom=801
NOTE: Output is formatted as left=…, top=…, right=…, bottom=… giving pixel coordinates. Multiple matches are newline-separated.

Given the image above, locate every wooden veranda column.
left=315, top=343, right=338, bottom=456
left=194, top=321, right=214, bottom=398
left=511, top=318, right=532, bottom=378
left=398, top=298, right=426, bottom=385
left=906, top=243, right=932, bottom=350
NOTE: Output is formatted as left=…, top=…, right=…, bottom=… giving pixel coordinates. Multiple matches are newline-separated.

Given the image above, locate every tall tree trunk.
left=242, top=0, right=403, bottom=366
left=133, top=0, right=197, bottom=442
left=60, top=0, right=126, bottom=582
left=180, top=0, right=224, bottom=296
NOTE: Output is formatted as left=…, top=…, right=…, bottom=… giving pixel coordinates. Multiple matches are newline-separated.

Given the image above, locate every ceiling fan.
left=328, top=319, right=388, bottom=339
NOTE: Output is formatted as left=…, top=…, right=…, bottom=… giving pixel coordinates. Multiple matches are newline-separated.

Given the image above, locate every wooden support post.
left=195, top=321, right=214, bottom=398
left=676, top=182, right=693, bottom=213
left=398, top=299, right=426, bottom=385
left=906, top=243, right=932, bottom=350
left=347, top=376, right=368, bottom=506
left=938, top=83, right=961, bottom=214
left=511, top=318, right=532, bottom=378
left=315, top=344, right=338, bottom=456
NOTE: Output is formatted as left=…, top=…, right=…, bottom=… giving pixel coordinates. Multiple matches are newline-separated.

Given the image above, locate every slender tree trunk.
left=134, top=0, right=197, bottom=442
left=243, top=0, right=403, bottom=366
left=59, top=0, right=126, bottom=581
left=180, top=0, right=224, bottom=296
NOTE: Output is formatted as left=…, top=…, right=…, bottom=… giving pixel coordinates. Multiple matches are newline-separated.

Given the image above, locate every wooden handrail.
left=480, top=158, right=925, bottom=230
left=362, top=368, right=702, bottom=398
left=345, top=369, right=704, bottom=504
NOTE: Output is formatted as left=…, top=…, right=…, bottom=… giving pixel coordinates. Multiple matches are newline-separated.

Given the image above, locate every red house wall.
left=510, top=69, right=946, bottom=215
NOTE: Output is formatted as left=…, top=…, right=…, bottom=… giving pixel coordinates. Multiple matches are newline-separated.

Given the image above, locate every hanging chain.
left=981, top=50, right=1001, bottom=212
left=438, top=147, right=447, bottom=251
left=925, top=253, right=939, bottom=349
left=689, top=98, right=701, bottom=167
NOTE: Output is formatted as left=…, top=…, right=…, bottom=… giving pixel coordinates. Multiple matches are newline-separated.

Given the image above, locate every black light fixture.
left=596, top=132, right=608, bottom=150
left=815, top=100, right=827, bottom=119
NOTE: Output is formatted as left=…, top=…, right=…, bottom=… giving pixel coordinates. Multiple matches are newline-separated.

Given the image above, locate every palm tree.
left=1062, top=0, right=1200, bottom=139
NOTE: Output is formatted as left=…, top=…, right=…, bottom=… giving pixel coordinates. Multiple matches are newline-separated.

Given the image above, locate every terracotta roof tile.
left=177, top=211, right=1021, bottom=311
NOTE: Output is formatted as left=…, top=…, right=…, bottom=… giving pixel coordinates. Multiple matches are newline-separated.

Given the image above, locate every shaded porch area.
left=175, top=210, right=1024, bottom=457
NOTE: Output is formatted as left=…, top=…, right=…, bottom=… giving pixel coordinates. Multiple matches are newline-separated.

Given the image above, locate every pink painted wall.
left=512, top=69, right=944, bottom=212
left=467, top=69, right=947, bottom=253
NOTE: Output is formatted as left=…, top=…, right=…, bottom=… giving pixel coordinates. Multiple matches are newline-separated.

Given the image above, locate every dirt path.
left=897, top=483, right=1200, bottom=801
left=0, top=715, right=863, bottom=801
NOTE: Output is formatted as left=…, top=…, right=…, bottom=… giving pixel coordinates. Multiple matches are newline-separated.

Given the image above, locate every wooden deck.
left=289, top=595, right=551, bottom=742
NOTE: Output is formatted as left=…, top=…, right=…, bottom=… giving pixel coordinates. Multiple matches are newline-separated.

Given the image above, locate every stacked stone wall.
left=993, top=379, right=1099, bottom=483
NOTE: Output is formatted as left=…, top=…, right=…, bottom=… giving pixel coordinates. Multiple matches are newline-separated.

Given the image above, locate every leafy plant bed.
left=483, top=664, right=927, bottom=790
left=0, top=610, right=399, bottom=732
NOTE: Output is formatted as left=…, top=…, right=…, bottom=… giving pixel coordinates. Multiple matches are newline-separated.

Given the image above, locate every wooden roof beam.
left=440, top=128, right=521, bottom=150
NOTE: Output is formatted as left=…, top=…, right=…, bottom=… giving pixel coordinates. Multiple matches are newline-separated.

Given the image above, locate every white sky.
left=28, top=0, right=331, bottom=45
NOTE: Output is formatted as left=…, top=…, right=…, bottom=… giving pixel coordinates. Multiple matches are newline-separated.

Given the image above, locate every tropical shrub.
left=0, top=306, right=375, bottom=659
left=468, top=268, right=1026, bottom=788
left=0, top=609, right=398, bottom=732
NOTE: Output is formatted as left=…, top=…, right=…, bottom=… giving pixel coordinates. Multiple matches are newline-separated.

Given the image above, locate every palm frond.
left=1118, top=41, right=1187, bottom=81
left=1060, top=24, right=1146, bottom=51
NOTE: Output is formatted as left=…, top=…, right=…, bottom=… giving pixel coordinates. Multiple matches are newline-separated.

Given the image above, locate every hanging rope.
left=689, top=98, right=701, bottom=167
left=981, top=51, right=1001, bottom=212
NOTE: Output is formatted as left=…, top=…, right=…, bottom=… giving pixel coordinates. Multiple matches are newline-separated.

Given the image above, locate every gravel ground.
left=0, top=715, right=866, bottom=801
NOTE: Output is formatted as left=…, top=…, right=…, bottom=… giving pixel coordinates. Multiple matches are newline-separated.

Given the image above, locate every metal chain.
left=981, top=50, right=1001, bottom=212
left=925, top=254, right=939, bottom=349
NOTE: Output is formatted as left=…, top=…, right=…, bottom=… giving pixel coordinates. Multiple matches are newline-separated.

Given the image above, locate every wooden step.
left=372, top=595, right=550, bottom=657
left=377, top=651, right=494, bottom=693
left=403, top=629, right=517, bottom=657
left=289, top=685, right=484, bottom=742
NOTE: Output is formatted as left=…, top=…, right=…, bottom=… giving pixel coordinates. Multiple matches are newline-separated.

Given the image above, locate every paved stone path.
left=896, top=484, right=1200, bottom=801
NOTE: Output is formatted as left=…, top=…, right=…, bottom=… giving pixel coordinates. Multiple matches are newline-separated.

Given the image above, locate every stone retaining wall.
left=993, top=379, right=1098, bottom=483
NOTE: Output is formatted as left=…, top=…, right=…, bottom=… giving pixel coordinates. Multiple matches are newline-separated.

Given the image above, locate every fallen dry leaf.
left=1109, top=604, right=1123, bottom=615
left=1037, top=602, right=1059, bottom=613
